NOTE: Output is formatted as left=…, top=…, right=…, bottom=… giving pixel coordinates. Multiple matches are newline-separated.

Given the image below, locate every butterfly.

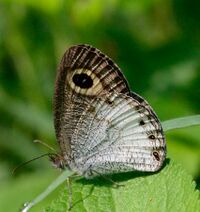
left=51, top=44, right=166, bottom=179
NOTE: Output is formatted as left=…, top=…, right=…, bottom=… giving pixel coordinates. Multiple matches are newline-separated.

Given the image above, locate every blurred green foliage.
left=0, top=0, right=199, bottom=211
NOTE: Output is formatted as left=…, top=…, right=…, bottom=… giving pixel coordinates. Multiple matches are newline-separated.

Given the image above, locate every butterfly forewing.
left=54, top=45, right=130, bottom=159
left=53, top=44, right=166, bottom=178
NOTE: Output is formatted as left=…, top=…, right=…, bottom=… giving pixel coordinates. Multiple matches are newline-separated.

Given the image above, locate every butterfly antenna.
left=12, top=153, right=56, bottom=175
left=33, top=139, right=56, bottom=152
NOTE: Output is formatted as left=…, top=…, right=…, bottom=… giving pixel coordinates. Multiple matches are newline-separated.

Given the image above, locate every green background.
left=0, top=0, right=199, bottom=211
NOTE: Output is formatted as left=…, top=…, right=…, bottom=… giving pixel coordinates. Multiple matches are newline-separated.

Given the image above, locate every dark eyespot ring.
left=149, top=134, right=156, bottom=140
left=72, top=73, right=93, bottom=88
left=139, top=120, right=145, bottom=126
left=153, top=151, right=160, bottom=161
left=106, top=99, right=113, bottom=105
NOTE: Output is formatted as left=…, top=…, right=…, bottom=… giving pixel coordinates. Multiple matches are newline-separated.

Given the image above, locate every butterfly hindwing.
left=70, top=92, right=166, bottom=178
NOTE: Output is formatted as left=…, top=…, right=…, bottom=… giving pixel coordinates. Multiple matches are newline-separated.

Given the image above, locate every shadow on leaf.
left=75, top=158, right=170, bottom=187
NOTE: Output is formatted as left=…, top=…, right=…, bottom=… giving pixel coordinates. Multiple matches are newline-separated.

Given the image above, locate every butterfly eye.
left=72, top=73, right=93, bottom=88
left=153, top=151, right=160, bottom=161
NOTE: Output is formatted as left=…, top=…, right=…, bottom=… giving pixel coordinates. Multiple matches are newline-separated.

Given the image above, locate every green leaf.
left=45, top=161, right=200, bottom=212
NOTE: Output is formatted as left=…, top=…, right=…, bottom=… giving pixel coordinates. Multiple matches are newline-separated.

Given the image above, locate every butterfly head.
left=49, top=153, right=66, bottom=170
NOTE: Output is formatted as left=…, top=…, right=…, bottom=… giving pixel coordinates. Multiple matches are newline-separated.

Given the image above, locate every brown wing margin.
left=61, top=44, right=131, bottom=95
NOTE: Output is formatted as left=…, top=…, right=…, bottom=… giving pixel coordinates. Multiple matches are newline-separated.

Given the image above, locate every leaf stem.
left=162, top=115, right=200, bottom=132
left=21, top=169, right=75, bottom=212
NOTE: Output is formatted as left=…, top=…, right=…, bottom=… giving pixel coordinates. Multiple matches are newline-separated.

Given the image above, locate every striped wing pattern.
left=53, top=44, right=166, bottom=178
left=69, top=92, right=165, bottom=178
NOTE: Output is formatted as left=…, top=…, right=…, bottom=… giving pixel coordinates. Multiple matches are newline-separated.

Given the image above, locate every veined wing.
left=70, top=92, right=166, bottom=177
